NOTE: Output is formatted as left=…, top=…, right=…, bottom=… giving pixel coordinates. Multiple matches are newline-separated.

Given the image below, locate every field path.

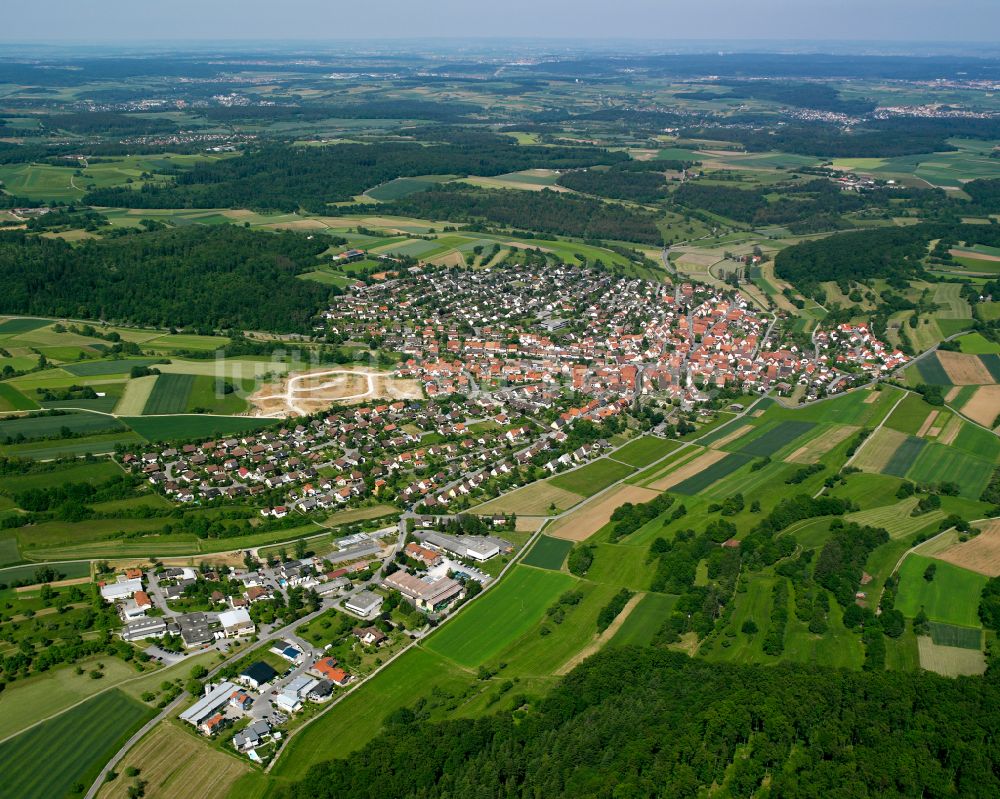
left=554, top=592, right=644, bottom=675
left=253, top=368, right=377, bottom=416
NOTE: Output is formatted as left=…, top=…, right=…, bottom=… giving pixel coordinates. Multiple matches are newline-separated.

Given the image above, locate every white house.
left=217, top=608, right=255, bottom=638
left=100, top=577, right=143, bottom=603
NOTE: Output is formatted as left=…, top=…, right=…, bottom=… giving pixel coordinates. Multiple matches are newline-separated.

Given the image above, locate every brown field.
left=935, top=521, right=1000, bottom=576
left=96, top=722, right=250, bottom=799
left=916, top=410, right=940, bottom=438
left=473, top=481, right=584, bottom=517
left=546, top=485, right=661, bottom=542
left=15, top=575, right=91, bottom=593
left=709, top=423, right=754, bottom=450
left=961, top=385, right=1000, bottom=428
left=785, top=424, right=859, bottom=464
left=851, top=427, right=908, bottom=472
left=917, top=637, right=986, bottom=677
left=938, top=414, right=963, bottom=445
left=863, top=391, right=880, bottom=403
left=647, top=448, right=727, bottom=491
left=938, top=351, right=994, bottom=385
left=945, top=386, right=963, bottom=403
left=514, top=516, right=546, bottom=533
left=950, top=248, right=1000, bottom=263
left=555, top=592, right=644, bottom=675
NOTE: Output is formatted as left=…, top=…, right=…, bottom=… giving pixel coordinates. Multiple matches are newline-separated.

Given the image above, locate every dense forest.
left=284, top=646, right=1000, bottom=799
left=83, top=139, right=626, bottom=213
left=775, top=222, right=1000, bottom=292
left=0, top=226, right=332, bottom=332
left=556, top=161, right=678, bottom=202
left=387, top=185, right=664, bottom=245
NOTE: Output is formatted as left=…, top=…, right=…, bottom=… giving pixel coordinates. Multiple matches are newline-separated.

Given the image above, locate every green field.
left=366, top=176, right=446, bottom=201
left=882, top=435, right=926, bottom=478
left=122, top=414, right=274, bottom=442
left=608, top=592, right=678, bottom=647
left=142, top=372, right=196, bottom=414
left=671, top=452, right=752, bottom=495
left=423, top=566, right=575, bottom=668
left=914, top=353, right=952, bottom=386
left=0, top=411, right=127, bottom=441
left=0, top=383, right=38, bottom=412
left=0, top=559, right=92, bottom=584
left=611, top=436, right=680, bottom=468
left=0, top=689, right=154, bottom=799
left=62, top=358, right=162, bottom=377
left=906, top=442, right=994, bottom=498
left=0, top=535, right=21, bottom=566
left=895, top=554, right=988, bottom=628
left=0, top=318, right=51, bottom=336
left=548, top=458, right=635, bottom=496
left=928, top=621, right=982, bottom=650
left=734, top=420, right=816, bottom=457
left=521, top=535, right=573, bottom=570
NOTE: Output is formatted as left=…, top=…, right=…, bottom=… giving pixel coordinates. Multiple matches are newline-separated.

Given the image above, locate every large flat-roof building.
left=217, top=608, right=255, bottom=638
left=179, top=681, right=237, bottom=727
left=383, top=571, right=463, bottom=611
left=344, top=590, right=383, bottom=617
left=100, top=577, right=143, bottom=603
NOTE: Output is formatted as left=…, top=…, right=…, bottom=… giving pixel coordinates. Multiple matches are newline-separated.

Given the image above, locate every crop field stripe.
left=521, top=535, right=573, bottom=570
left=734, top=420, right=816, bottom=458
left=63, top=358, right=161, bottom=377
left=0, top=411, right=127, bottom=440
left=423, top=566, right=575, bottom=668
left=612, top=436, right=680, bottom=468
left=0, top=689, right=154, bottom=799
left=548, top=458, right=635, bottom=497
left=915, top=353, right=952, bottom=386
left=608, top=592, right=678, bottom=647
left=979, top=353, right=1000, bottom=383
left=142, top=373, right=196, bottom=415
left=882, top=435, right=926, bottom=477
left=906, top=442, right=994, bottom=499
left=928, top=621, right=982, bottom=650
left=670, top=452, right=752, bottom=495
left=0, top=318, right=51, bottom=335
left=0, top=383, right=39, bottom=411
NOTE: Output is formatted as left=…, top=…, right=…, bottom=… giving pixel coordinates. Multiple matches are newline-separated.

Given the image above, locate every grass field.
left=62, top=359, right=162, bottom=377
left=0, top=410, right=127, bottom=441
left=907, top=443, right=994, bottom=498
left=0, top=384, right=37, bottom=414
left=608, top=592, right=677, bottom=647
left=0, top=459, right=118, bottom=495
left=914, top=354, right=952, bottom=386
left=423, top=566, right=574, bottom=668
left=882, top=435, right=926, bottom=477
left=521, top=535, right=573, bottom=570
left=97, top=722, right=250, bottom=799
left=0, top=689, right=155, bottom=799
left=143, top=373, right=196, bottom=414
left=270, top=647, right=469, bottom=780
left=895, top=554, right=988, bottom=628
left=610, top=436, right=680, bottom=468
left=845, top=498, right=944, bottom=539
left=548, top=458, right=635, bottom=496
left=0, top=656, right=141, bottom=741
left=917, top=636, right=987, bottom=677
left=0, top=318, right=51, bottom=335
left=0, top=535, right=20, bottom=566
left=122, top=414, right=275, bottom=442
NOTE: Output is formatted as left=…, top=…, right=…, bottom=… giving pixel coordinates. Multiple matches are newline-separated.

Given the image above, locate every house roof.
left=240, top=661, right=278, bottom=685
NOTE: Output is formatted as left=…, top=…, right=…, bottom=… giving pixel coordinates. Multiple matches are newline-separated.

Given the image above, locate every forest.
left=83, top=139, right=626, bottom=213
left=0, top=226, right=333, bottom=333
left=283, top=646, right=1000, bottom=799
left=387, top=185, right=664, bottom=245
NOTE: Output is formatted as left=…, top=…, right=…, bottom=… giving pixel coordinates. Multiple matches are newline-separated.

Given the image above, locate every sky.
left=2, top=1, right=999, bottom=45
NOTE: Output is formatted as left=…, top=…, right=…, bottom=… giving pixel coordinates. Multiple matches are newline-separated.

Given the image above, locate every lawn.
left=609, top=592, right=677, bottom=647
left=143, top=373, right=196, bottom=414
left=611, top=436, right=680, bottom=468
left=521, top=535, right=573, bottom=570
left=423, top=566, right=575, bottom=668
left=895, top=554, right=988, bottom=628
left=0, top=689, right=155, bottom=799
left=548, top=458, right=635, bottom=497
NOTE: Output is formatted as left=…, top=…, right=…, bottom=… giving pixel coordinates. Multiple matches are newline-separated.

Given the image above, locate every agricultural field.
left=546, top=484, right=660, bottom=542
left=670, top=452, right=752, bottom=495
left=611, top=435, right=680, bottom=468
left=935, top=520, right=1000, bottom=576
left=894, top=554, right=988, bottom=628
left=732, top=420, right=816, bottom=458
left=472, top=480, right=584, bottom=516
left=96, top=722, right=250, bottom=799
left=917, top=636, right=986, bottom=677
left=608, top=592, right=678, bottom=647
left=142, top=373, right=197, bottom=414
left=521, top=535, right=573, bottom=570
left=423, top=566, right=575, bottom=668
left=0, top=689, right=155, bottom=799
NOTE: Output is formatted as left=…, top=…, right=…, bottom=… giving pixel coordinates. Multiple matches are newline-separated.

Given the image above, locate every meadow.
left=521, top=535, right=573, bottom=570
left=611, top=436, right=680, bottom=468
left=548, top=458, right=635, bottom=497
left=0, top=689, right=155, bottom=799
left=895, top=554, right=987, bottom=628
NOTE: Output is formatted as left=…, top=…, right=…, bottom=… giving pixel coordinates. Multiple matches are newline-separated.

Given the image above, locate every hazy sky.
left=2, top=1, right=999, bottom=44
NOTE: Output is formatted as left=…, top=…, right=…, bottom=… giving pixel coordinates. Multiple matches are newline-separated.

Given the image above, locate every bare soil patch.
left=863, top=392, right=881, bottom=403
left=546, top=485, right=661, bottom=542
left=938, top=414, right=963, bottom=445
left=916, top=410, right=940, bottom=438
left=648, top=449, right=727, bottom=491
left=936, top=521, right=1000, bottom=576
left=961, top=385, right=1000, bottom=428
left=249, top=367, right=421, bottom=416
